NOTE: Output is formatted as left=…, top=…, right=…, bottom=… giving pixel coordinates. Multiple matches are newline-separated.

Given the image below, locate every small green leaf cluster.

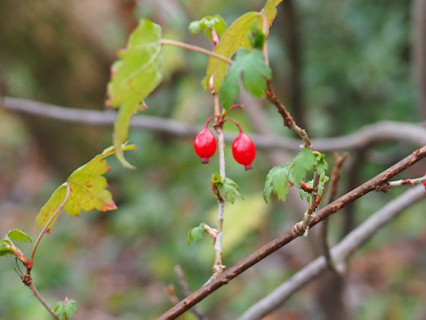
left=300, top=174, right=329, bottom=202
left=189, top=15, right=227, bottom=40
left=264, top=149, right=328, bottom=203
left=0, top=229, right=31, bottom=258
left=54, top=298, right=77, bottom=320
left=212, top=173, right=243, bottom=204
left=248, top=23, right=267, bottom=50
left=187, top=223, right=206, bottom=245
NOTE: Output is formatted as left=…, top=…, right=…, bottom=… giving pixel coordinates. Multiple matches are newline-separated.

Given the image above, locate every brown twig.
left=2, top=98, right=426, bottom=152
left=292, top=172, right=320, bottom=236
left=237, top=184, right=426, bottom=320
left=156, top=146, right=426, bottom=320
left=321, top=152, right=349, bottom=275
left=27, top=281, right=60, bottom=320
left=166, top=285, right=180, bottom=305
left=175, top=266, right=209, bottom=320
left=264, top=81, right=312, bottom=149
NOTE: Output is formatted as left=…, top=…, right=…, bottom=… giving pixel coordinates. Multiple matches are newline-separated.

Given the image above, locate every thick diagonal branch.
left=237, top=184, right=425, bottom=320
left=156, top=146, right=426, bottom=319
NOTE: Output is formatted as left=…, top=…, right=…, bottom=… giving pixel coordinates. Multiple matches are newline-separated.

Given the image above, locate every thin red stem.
left=223, top=118, right=243, bottom=133
left=204, top=115, right=220, bottom=128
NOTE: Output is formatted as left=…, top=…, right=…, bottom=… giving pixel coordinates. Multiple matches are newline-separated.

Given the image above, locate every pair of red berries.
left=193, top=118, right=256, bottom=170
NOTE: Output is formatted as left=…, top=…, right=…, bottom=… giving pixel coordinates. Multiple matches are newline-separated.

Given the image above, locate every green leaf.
left=107, top=19, right=163, bottom=168
left=202, top=12, right=258, bottom=92
left=203, top=0, right=283, bottom=92
left=291, top=148, right=316, bottom=187
left=263, top=164, right=291, bottom=203
left=248, top=22, right=267, bottom=50
left=7, top=229, right=32, bottom=243
left=299, top=188, right=311, bottom=203
left=187, top=223, right=205, bottom=245
left=35, top=144, right=137, bottom=233
left=299, top=175, right=329, bottom=202
left=211, top=172, right=223, bottom=186
left=219, top=48, right=271, bottom=110
left=314, top=152, right=328, bottom=175
left=189, top=15, right=227, bottom=40
left=54, top=298, right=77, bottom=320
left=220, top=177, right=243, bottom=204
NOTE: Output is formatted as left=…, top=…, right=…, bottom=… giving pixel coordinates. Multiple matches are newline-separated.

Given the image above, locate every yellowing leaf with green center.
left=263, top=0, right=284, bottom=24
left=107, top=19, right=163, bottom=169
left=202, top=12, right=258, bottom=92
left=202, top=0, right=283, bottom=92
left=35, top=144, right=137, bottom=233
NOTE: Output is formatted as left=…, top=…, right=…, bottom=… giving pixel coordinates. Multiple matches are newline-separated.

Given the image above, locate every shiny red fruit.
left=194, top=128, right=217, bottom=163
left=232, top=132, right=256, bottom=170
left=423, top=173, right=426, bottom=192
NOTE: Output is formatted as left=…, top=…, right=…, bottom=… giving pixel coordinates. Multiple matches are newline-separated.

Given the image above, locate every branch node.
left=376, top=182, right=392, bottom=193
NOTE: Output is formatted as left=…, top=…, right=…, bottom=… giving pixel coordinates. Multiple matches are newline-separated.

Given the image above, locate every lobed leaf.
left=203, top=0, right=283, bottom=92
left=314, top=152, right=329, bottom=175
left=35, top=144, right=137, bottom=233
left=291, top=148, right=316, bottom=187
left=263, top=164, right=291, bottom=203
left=219, top=48, right=271, bottom=110
left=189, top=15, right=227, bottom=40
left=107, top=19, right=163, bottom=168
left=202, top=12, right=258, bottom=92
left=220, top=177, right=243, bottom=204
left=7, top=229, right=32, bottom=243
left=187, top=223, right=206, bottom=245
left=54, top=298, right=77, bottom=320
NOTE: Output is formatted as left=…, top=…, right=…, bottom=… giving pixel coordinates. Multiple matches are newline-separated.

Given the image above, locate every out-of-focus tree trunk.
left=276, top=0, right=307, bottom=131
left=412, top=0, right=426, bottom=119
left=317, top=272, right=353, bottom=320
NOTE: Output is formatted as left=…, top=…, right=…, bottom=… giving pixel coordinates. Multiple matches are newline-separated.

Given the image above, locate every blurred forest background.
left=0, top=0, right=426, bottom=319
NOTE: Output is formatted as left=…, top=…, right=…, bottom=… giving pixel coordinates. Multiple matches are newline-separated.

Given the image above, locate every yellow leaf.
left=35, top=144, right=137, bottom=233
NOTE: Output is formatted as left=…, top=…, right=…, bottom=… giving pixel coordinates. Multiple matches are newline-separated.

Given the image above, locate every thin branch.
left=264, top=81, right=312, bottom=149
left=389, top=175, right=426, bottom=186
left=175, top=266, right=209, bottom=320
left=28, top=183, right=71, bottom=270
left=27, top=281, right=60, bottom=320
left=236, top=184, right=426, bottom=320
left=321, top=152, right=349, bottom=274
left=2, top=98, right=426, bottom=152
left=159, top=39, right=233, bottom=65
left=156, top=146, right=426, bottom=320
left=166, top=285, right=180, bottom=305
left=211, top=81, right=226, bottom=276
left=292, top=171, right=320, bottom=236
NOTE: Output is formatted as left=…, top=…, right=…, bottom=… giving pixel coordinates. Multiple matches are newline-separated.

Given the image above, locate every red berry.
left=423, top=173, right=426, bottom=192
left=194, top=128, right=217, bottom=163
left=232, top=132, right=256, bottom=170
